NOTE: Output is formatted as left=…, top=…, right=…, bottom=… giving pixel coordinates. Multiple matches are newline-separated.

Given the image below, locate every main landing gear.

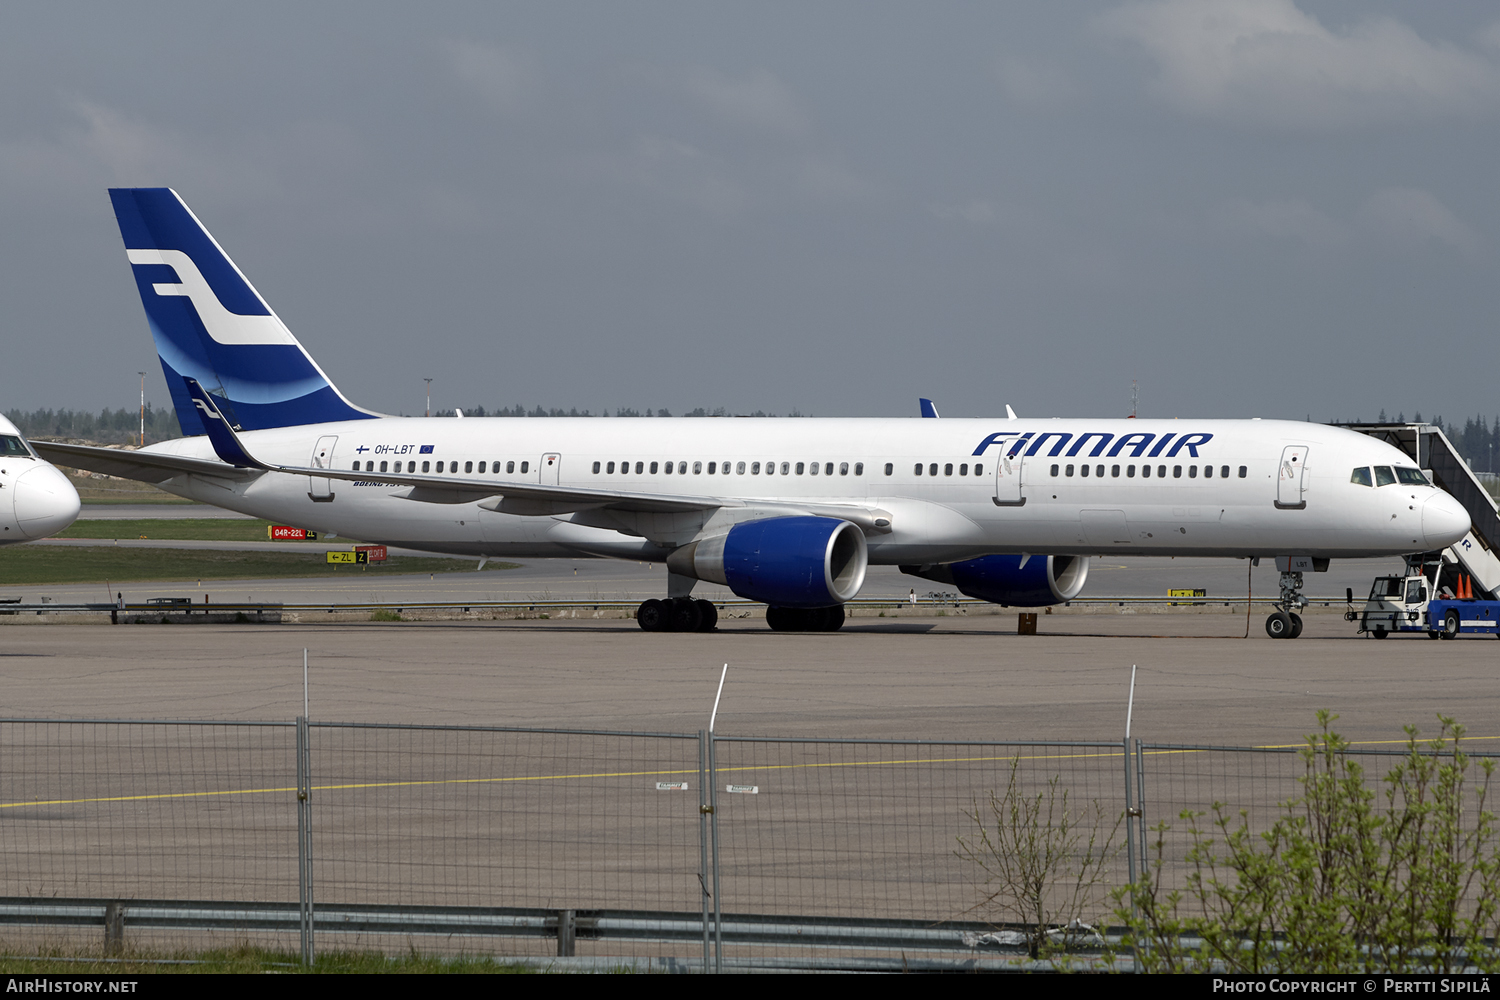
left=1265, top=569, right=1307, bottom=640
left=766, top=605, right=846, bottom=632
left=636, top=597, right=718, bottom=633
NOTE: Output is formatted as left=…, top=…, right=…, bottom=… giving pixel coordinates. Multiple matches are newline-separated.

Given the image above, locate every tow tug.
left=1347, top=553, right=1500, bottom=639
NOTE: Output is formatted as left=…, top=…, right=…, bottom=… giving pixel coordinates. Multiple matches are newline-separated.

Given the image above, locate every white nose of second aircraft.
left=13, top=463, right=81, bottom=539
left=1422, top=491, right=1471, bottom=550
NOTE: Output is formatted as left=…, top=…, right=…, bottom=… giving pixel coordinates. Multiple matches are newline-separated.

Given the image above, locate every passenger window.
left=679, top=462, right=687, bottom=474
left=650, top=461, right=659, bottom=474
left=779, top=462, right=788, bottom=475
left=464, top=461, right=472, bottom=473
left=825, top=463, right=833, bottom=476
left=1173, top=466, right=1182, bottom=479
left=1127, top=465, right=1136, bottom=478
left=635, top=462, right=644, bottom=474
left=883, top=463, right=892, bottom=476
left=1051, top=464, right=1059, bottom=477
left=664, top=461, right=673, bottom=474
left=752, top=462, right=761, bottom=474
left=379, top=461, right=388, bottom=473
left=974, top=464, right=982, bottom=475
left=929, top=463, right=939, bottom=477
left=738, top=462, right=747, bottom=474
left=944, top=463, right=953, bottom=476
left=1220, top=465, right=1229, bottom=479
left=593, top=461, right=601, bottom=474
left=914, top=463, right=923, bottom=476
left=521, top=461, right=529, bottom=474
left=1188, top=466, right=1197, bottom=478
left=478, top=462, right=486, bottom=474
left=1142, top=465, right=1150, bottom=478
left=1095, top=465, right=1104, bottom=477
left=1111, top=465, right=1120, bottom=477
left=1203, top=465, right=1213, bottom=478
left=693, top=461, right=702, bottom=475
left=1374, top=466, right=1396, bottom=487
left=839, top=462, right=848, bottom=475
left=1065, top=464, right=1075, bottom=477
left=1350, top=467, right=1372, bottom=487
left=1158, top=465, right=1167, bottom=478
left=506, top=461, right=515, bottom=474
left=607, top=461, right=615, bottom=474
left=959, top=464, right=968, bottom=476
left=1080, top=464, right=1090, bottom=478
left=422, top=461, right=431, bottom=473
left=808, top=462, right=818, bottom=476
left=706, top=462, right=715, bottom=475
left=1238, top=466, right=1247, bottom=478
left=796, top=462, right=805, bottom=475
left=855, top=463, right=864, bottom=475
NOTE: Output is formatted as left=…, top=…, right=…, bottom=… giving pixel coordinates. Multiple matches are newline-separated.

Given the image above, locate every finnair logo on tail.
left=126, top=248, right=297, bottom=347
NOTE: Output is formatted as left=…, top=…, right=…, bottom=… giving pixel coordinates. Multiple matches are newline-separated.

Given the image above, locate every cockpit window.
left=1395, top=467, right=1429, bottom=486
left=1374, top=466, right=1397, bottom=487
left=0, top=435, right=32, bottom=458
left=1350, top=467, right=1372, bottom=487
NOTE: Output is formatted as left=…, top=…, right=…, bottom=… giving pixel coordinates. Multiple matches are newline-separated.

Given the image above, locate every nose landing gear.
left=1265, top=570, right=1307, bottom=639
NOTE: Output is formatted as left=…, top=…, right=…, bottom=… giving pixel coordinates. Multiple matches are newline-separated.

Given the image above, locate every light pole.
left=138, top=372, right=146, bottom=446
left=424, top=378, right=433, bottom=418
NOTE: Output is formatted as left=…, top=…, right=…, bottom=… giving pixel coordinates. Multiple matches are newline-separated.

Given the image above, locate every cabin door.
left=540, top=453, right=562, bottom=486
left=993, top=444, right=1025, bottom=507
left=1276, top=445, right=1309, bottom=510
left=309, top=435, right=338, bottom=502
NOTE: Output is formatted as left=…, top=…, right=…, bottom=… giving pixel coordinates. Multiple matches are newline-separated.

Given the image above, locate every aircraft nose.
left=1422, top=491, right=1471, bottom=550
left=13, top=464, right=81, bottom=540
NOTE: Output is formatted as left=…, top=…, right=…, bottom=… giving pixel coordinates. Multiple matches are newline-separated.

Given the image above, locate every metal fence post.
left=1135, top=739, right=1149, bottom=879
left=708, top=732, right=722, bottom=974
left=296, top=715, right=314, bottom=967
left=698, top=729, right=710, bottom=973
left=103, top=901, right=124, bottom=956
left=1123, top=736, right=1137, bottom=893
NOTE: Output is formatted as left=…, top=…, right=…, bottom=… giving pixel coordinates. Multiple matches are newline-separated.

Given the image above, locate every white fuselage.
left=137, top=416, right=1468, bottom=565
left=0, top=414, right=81, bottom=544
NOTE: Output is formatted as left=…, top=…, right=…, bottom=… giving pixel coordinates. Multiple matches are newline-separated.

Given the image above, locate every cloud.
left=930, top=199, right=1000, bottom=225
left=995, top=57, right=1079, bottom=110
left=443, top=40, right=535, bottom=114
left=1097, top=0, right=1500, bottom=128
left=1215, top=197, right=1347, bottom=249
left=1359, top=188, right=1482, bottom=256
left=682, top=68, right=811, bottom=135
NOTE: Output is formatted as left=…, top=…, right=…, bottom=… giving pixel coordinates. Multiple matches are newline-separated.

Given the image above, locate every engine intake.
left=668, top=516, right=868, bottom=607
left=901, top=554, right=1088, bottom=607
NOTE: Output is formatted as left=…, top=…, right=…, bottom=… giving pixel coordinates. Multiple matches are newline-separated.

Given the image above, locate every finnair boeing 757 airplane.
left=38, top=188, right=1471, bottom=637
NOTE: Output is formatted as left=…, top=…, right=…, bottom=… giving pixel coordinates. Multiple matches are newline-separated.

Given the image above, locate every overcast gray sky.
left=2, top=1, right=1497, bottom=422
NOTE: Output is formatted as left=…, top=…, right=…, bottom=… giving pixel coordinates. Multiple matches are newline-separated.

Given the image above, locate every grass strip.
left=0, top=545, right=519, bottom=586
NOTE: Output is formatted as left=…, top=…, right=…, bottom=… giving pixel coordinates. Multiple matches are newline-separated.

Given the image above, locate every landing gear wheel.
left=1265, top=612, right=1291, bottom=639
left=668, top=597, right=702, bottom=633
left=1288, top=613, right=1303, bottom=639
left=1373, top=626, right=1389, bottom=639
left=637, top=599, right=667, bottom=632
left=695, top=599, right=718, bottom=632
left=822, top=605, right=846, bottom=632
left=1443, top=610, right=1461, bottom=640
left=766, top=606, right=793, bottom=631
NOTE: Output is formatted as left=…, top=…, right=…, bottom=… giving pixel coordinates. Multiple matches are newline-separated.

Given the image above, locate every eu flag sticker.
left=419, top=445, right=435, bottom=454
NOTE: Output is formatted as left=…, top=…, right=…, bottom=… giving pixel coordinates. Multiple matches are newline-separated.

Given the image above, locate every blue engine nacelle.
left=667, top=516, right=868, bottom=607
left=900, top=554, right=1089, bottom=606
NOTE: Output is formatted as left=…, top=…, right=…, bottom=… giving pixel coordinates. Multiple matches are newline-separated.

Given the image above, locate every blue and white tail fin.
left=109, top=188, right=380, bottom=435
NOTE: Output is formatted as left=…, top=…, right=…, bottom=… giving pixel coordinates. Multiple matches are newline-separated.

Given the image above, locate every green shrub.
left=1117, top=712, right=1500, bottom=973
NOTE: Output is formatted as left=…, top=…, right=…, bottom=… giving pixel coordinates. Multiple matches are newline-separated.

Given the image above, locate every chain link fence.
left=2, top=717, right=1496, bottom=969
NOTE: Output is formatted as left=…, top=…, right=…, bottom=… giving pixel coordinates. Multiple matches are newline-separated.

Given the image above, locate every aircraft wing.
left=31, top=440, right=260, bottom=484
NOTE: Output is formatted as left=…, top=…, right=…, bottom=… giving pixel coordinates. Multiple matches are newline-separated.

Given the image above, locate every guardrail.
left=0, top=896, right=1113, bottom=971
left=0, top=596, right=1354, bottom=618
